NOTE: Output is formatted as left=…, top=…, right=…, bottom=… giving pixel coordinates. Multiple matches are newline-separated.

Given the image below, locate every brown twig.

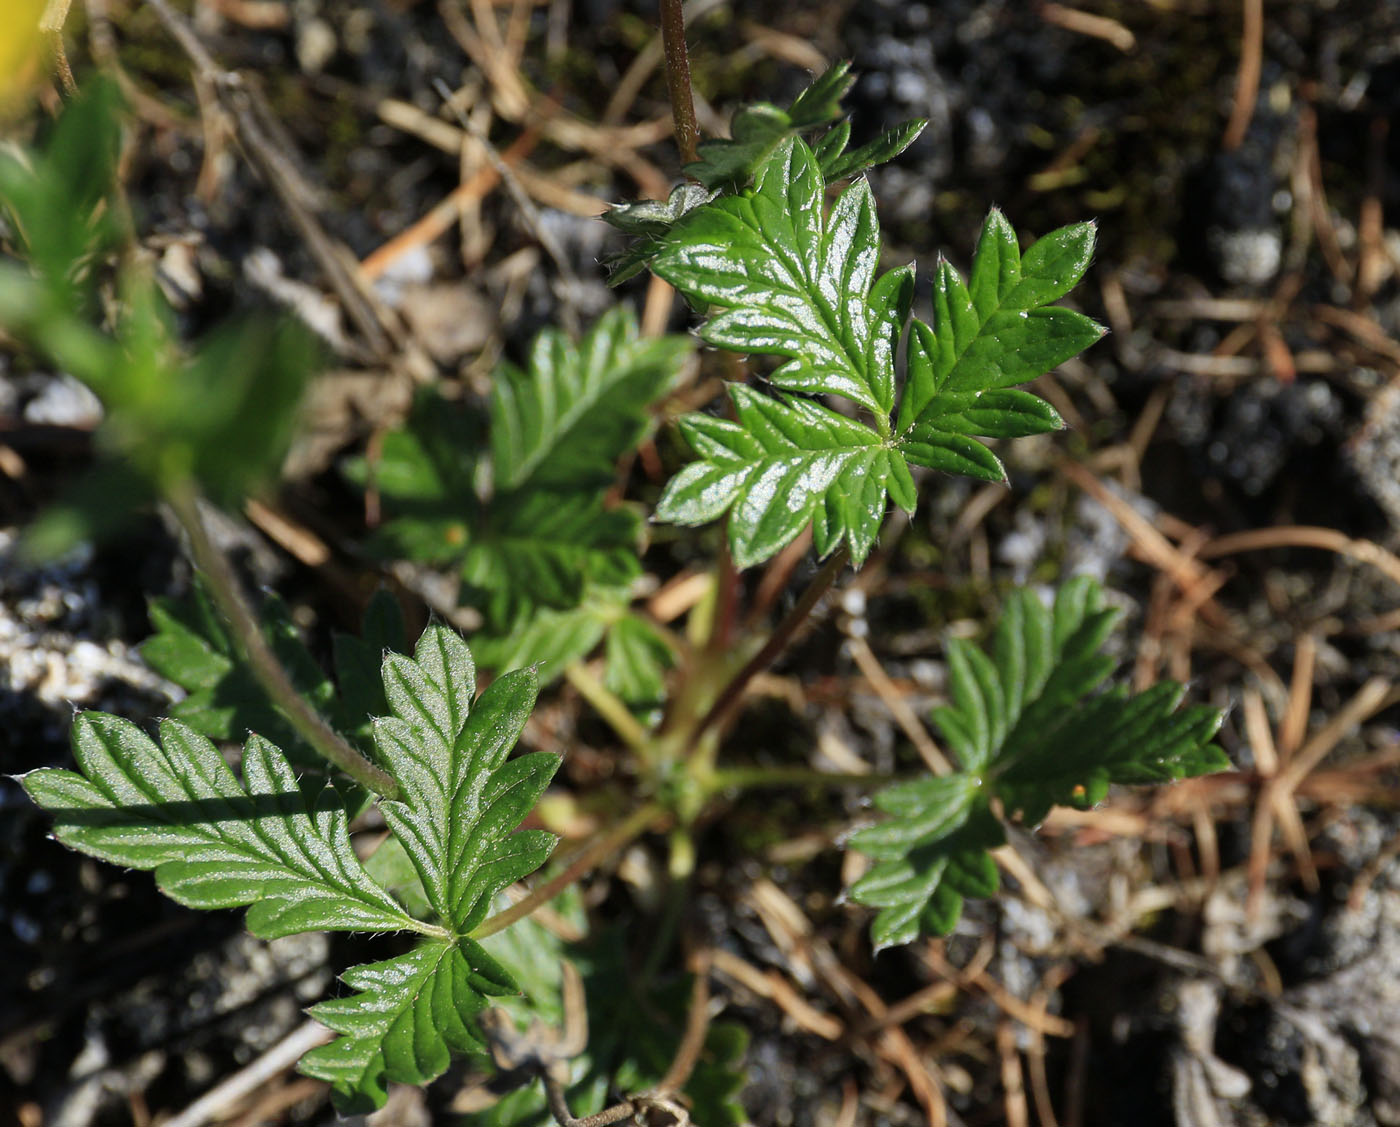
left=162, top=1019, right=332, bottom=1127
left=1199, top=525, right=1400, bottom=590
left=1038, top=2, right=1135, bottom=53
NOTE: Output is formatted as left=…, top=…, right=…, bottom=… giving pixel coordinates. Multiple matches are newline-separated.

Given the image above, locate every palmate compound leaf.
left=651, top=134, right=1106, bottom=569
left=299, top=625, right=561, bottom=1112
left=23, top=624, right=559, bottom=1114
left=846, top=578, right=1230, bottom=950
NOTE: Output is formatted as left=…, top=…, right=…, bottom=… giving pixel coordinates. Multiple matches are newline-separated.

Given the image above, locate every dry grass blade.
left=846, top=635, right=951, bottom=775
left=1222, top=0, right=1263, bottom=150
left=1199, top=526, right=1400, bottom=592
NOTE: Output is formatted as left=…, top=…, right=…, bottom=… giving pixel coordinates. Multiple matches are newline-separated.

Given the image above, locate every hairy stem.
left=470, top=801, right=668, bottom=939
left=690, top=545, right=849, bottom=747
left=166, top=483, right=401, bottom=800
left=659, top=0, right=699, bottom=166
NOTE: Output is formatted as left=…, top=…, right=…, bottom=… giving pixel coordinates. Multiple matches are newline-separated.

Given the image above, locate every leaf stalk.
left=165, top=483, right=401, bottom=800
left=564, top=661, right=650, bottom=756
left=469, top=800, right=669, bottom=939
left=689, top=544, right=849, bottom=749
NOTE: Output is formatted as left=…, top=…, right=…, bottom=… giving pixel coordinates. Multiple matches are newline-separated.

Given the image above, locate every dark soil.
left=4, top=2, right=1400, bottom=1126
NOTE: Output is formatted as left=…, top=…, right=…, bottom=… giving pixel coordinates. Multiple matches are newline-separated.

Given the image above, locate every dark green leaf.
left=603, top=183, right=718, bottom=284
left=374, top=627, right=559, bottom=934
left=846, top=579, right=1228, bottom=947
left=492, top=306, right=691, bottom=491
left=300, top=937, right=511, bottom=1113
left=896, top=210, right=1103, bottom=435
left=470, top=591, right=624, bottom=681
left=820, top=117, right=927, bottom=181
left=604, top=613, right=676, bottom=708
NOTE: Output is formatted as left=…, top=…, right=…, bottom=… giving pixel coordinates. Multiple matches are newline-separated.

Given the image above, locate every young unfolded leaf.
left=603, top=182, right=718, bottom=284
left=846, top=579, right=1229, bottom=949
left=18, top=715, right=421, bottom=939
left=684, top=60, right=925, bottom=190
left=605, top=63, right=924, bottom=283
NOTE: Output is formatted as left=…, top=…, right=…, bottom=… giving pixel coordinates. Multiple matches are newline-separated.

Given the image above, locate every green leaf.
left=655, top=384, right=912, bottom=567
left=685, top=61, right=923, bottom=191
left=362, top=833, right=433, bottom=920
left=650, top=144, right=1101, bottom=569
left=459, top=492, right=643, bottom=627
left=300, top=937, right=514, bottom=1114
left=491, top=306, right=691, bottom=492
left=603, top=183, right=718, bottom=284
left=654, top=137, right=892, bottom=418
left=19, top=715, right=420, bottom=939
left=895, top=210, right=1103, bottom=434
left=140, top=583, right=385, bottom=785
left=32, top=613, right=564, bottom=1113
left=846, top=579, right=1228, bottom=947
left=604, top=614, right=677, bottom=709
left=607, top=65, right=922, bottom=284
left=687, top=62, right=854, bottom=189
left=295, top=627, right=560, bottom=1111
left=470, top=590, right=625, bottom=681
left=352, top=309, right=688, bottom=637
left=374, top=626, right=559, bottom=934
left=0, top=76, right=125, bottom=312
left=819, top=117, right=927, bottom=181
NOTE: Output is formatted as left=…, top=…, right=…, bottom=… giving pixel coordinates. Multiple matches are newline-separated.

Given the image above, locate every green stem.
left=166, top=483, right=400, bottom=800
left=638, top=828, right=694, bottom=988
left=702, top=765, right=896, bottom=795
left=470, top=801, right=669, bottom=939
left=659, top=0, right=699, bottom=166
left=564, top=661, right=650, bottom=755
left=689, top=545, right=849, bottom=748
